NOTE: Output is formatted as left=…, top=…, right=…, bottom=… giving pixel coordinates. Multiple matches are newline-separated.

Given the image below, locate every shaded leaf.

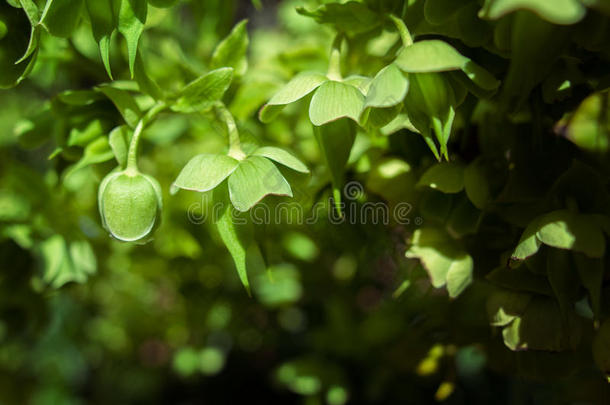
left=396, top=40, right=499, bottom=91
left=418, top=162, right=464, bottom=193
left=97, top=85, right=142, bottom=128
left=479, top=0, right=586, bottom=25
left=210, top=19, right=249, bottom=77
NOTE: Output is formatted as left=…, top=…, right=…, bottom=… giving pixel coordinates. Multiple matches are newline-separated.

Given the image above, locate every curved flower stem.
left=214, top=102, right=246, bottom=160
left=388, top=14, right=413, bottom=47
left=327, top=33, right=344, bottom=81
left=126, top=101, right=168, bottom=173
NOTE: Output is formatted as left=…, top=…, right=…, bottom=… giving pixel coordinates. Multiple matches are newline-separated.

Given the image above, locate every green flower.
left=172, top=146, right=309, bottom=212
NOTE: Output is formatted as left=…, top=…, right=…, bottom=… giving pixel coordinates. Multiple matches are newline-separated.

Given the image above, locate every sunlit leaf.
left=210, top=19, right=249, bottom=77
left=309, top=80, right=364, bottom=126
left=252, top=146, right=309, bottom=173
left=171, top=67, right=234, bottom=113
left=228, top=156, right=292, bottom=212
left=172, top=154, right=239, bottom=193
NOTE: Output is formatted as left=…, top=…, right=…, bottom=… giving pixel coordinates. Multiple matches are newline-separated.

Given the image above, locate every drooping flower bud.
left=98, top=169, right=163, bottom=243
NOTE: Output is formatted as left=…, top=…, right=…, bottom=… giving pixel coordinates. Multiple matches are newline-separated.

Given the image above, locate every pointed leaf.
left=215, top=191, right=251, bottom=295
left=171, top=67, right=234, bottom=113
left=117, top=0, right=147, bottom=77
left=252, top=146, right=309, bottom=173
left=512, top=217, right=542, bottom=261
left=536, top=210, right=605, bottom=258
left=108, top=125, right=129, bottom=167
left=210, top=19, right=249, bottom=77
left=363, top=64, right=409, bottom=110
left=228, top=156, right=292, bottom=212
left=259, top=72, right=327, bottom=123
left=173, top=154, right=239, bottom=193
left=40, top=0, right=84, bottom=38
left=97, top=85, right=142, bottom=128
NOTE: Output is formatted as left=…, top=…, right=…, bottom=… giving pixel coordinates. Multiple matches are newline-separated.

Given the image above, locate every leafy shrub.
left=1, top=0, right=610, bottom=403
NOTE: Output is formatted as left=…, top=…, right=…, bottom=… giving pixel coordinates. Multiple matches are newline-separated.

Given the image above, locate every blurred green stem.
left=215, top=103, right=245, bottom=160
left=388, top=14, right=413, bottom=47
left=327, top=33, right=344, bottom=81
left=126, top=102, right=167, bottom=173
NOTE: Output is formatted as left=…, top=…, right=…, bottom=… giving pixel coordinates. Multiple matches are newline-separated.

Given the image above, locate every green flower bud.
left=98, top=169, right=163, bottom=243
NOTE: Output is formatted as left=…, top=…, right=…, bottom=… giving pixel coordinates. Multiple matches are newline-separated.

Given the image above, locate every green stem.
left=126, top=101, right=167, bottom=173
left=214, top=103, right=245, bottom=160
left=388, top=14, right=413, bottom=47
left=327, top=33, right=344, bottom=81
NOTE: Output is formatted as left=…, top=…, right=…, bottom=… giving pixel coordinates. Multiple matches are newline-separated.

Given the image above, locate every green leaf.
left=214, top=185, right=252, bottom=294
left=228, top=156, right=293, bottom=212
left=563, top=91, right=610, bottom=153
left=396, top=40, right=499, bottom=91
left=172, top=154, right=239, bottom=193
left=511, top=217, right=542, bottom=261
left=479, top=0, right=586, bottom=25
left=210, top=19, right=249, bottom=77
left=39, top=236, right=97, bottom=288
left=546, top=249, right=580, bottom=318
left=252, top=146, right=309, bottom=174
left=68, top=119, right=104, bottom=147
left=424, top=0, right=469, bottom=25
left=108, top=125, right=129, bottom=167
left=313, top=119, right=356, bottom=212
left=405, top=227, right=473, bottom=297
left=135, top=51, right=164, bottom=99
left=171, top=67, right=234, bottom=113
left=593, top=320, right=610, bottom=376
left=97, top=85, right=142, bottom=128
left=296, top=1, right=380, bottom=34
left=501, top=297, right=581, bottom=351
left=487, top=265, right=553, bottom=296
left=574, top=253, right=604, bottom=319
left=418, top=162, right=464, bottom=193
left=40, top=0, right=84, bottom=38
left=464, top=159, right=491, bottom=209
left=536, top=210, right=605, bottom=258
left=0, top=3, right=38, bottom=88
left=309, top=81, right=365, bottom=126
left=147, top=0, right=178, bottom=7
left=487, top=288, right=531, bottom=327
left=85, top=0, right=115, bottom=78
left=446, top=253, right=474, bottom=298
left=117, top=0, right=147, bottom=77
left=64, top=136, right=114, bottom=181
left=259, top=72, right=327, bottom=123
left=362, top=64, right=408, bottom=110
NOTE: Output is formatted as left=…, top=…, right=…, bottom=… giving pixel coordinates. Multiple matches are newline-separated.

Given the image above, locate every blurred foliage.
left=2, top=0, right=610, bottom=403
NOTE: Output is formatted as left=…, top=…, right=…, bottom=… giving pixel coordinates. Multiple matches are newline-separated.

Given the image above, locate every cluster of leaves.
left=2, top=0, right=610, bottom=403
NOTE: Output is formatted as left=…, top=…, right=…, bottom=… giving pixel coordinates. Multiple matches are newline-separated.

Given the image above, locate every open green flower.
left=259, top=71, right=370, bottom=127
left=172, top=146, right=309, bottom=212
